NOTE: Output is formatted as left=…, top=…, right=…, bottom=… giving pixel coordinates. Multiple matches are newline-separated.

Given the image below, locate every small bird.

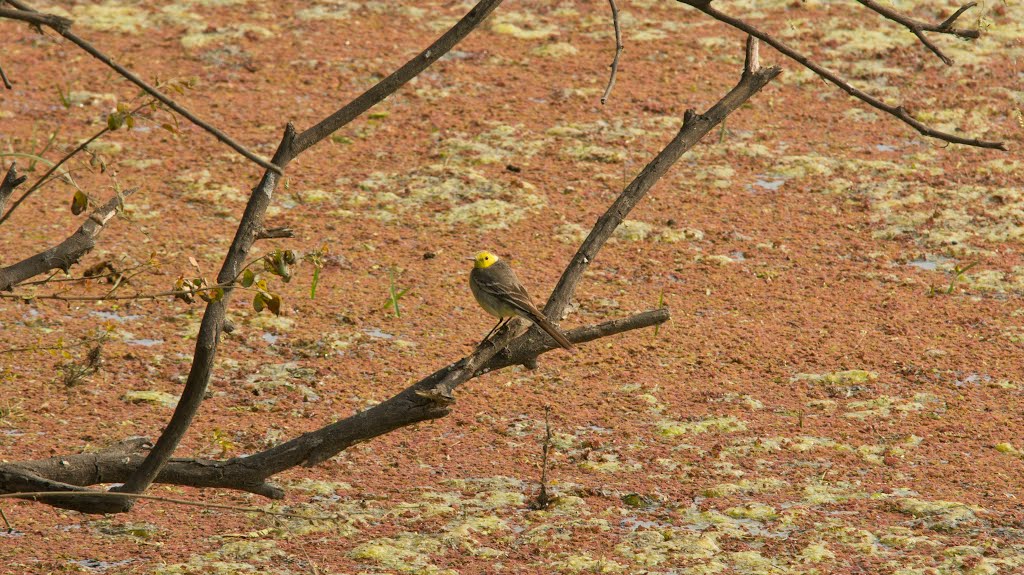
left=469, top=251, right=575, bottom=352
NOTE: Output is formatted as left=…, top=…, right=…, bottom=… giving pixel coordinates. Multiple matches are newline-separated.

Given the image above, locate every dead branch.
left=94, top=0, right=505, bottom=515
left=856, top=0, right=978, bottom=65
left=1, top=35, right=771, bottom=506
left=674, top=0, right=1006, bottom=150
left=0, top=0, right=281, bottom=174
left=0, top=162, right=27, bottom=217
left=600, top=0, right=623, bottom=105
left=0, top=188, right=136, bottom=291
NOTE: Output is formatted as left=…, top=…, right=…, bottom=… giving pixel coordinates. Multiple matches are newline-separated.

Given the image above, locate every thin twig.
left=600, top=0, right=623, bottom=105
left=530, top=406, right=554, bottom=510
left=0, top=125, right=108, bottom=226
left=856, top=0, right=978, bottom=65
left=0, top=490, right=335, bottom=521
left=0, top=61, right=11, bottom=90
left=675, top=1, right=1006, bottom=150
left=0, top=1, right=281, bottom=174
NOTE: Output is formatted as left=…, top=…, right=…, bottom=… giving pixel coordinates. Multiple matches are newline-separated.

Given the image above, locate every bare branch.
left=1, top=34, right=771, bottom=510
left=0, top=162, right=27, bottom=217
left=856, top=0, right=979, bottom=65
left=0, top=6, right=70, bottom=31
left=291, top=0, right=503, bottom=155
left=108, top=0, right=506, bottom=515
left=544, top=63, right=782, bottom=323
left=0, top=188, right=136, bottom=291
left=0, top=0, right=281, bottom=174
left=600, top=0, right=623, bottom=105
left=675, top=0, right=1006, bottom=150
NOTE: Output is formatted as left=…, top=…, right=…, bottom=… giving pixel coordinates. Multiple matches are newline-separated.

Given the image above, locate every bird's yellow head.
left=473, top=251, right=500, bottom=269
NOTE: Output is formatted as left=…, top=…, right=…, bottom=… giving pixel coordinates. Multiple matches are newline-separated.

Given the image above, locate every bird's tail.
left=530, top=313, right=576, bottom=352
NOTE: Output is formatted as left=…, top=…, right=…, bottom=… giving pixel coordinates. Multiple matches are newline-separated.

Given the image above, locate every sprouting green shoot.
left=382, top=268, right=409, bottom=317
left=947, top=261, right=978, bottom=294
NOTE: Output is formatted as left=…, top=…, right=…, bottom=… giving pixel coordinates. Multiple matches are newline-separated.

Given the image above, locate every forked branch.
left=0, top=0, right=281, bottom=174
left=857, top=0, right=979, bottom=65
left=1, top=38, right=775, bottom=511
left=675, top=0, right=1006, bottom=150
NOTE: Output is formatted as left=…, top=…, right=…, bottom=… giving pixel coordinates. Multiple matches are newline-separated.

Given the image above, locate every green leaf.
left=106, top=113, right=123, bottom=131
left=71, top=191, right=89, bottom=215
left=241, top=269, right=255, bottom=288
left=253, top=293, right=266, bottom=312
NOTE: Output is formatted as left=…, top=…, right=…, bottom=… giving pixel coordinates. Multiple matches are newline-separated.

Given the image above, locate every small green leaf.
left=253, top=293, right=266, bottom=312
left=71, top=191, right=89, bottom=215
left=106, top=113, right=123, bottom=131
left=241, top=269, right=255, bottom=288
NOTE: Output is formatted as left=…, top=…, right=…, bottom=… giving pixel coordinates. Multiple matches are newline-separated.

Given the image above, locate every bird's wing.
left=474, top=263, right=543, bottom=317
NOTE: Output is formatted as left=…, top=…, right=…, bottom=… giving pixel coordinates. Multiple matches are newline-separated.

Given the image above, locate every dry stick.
left=674, top=0, right=1006, bottom=151
left=531, top=406, right=554, bottom=509
left=0, top=124, right=109, bottom=226
left=105, top=0, right=505, bottom=515
left=0, top=1, right=281, bottom=174
left=600, top=0, right=623, bottom=105
left=0, top=162, right=27, bottom=217
left=0, top=189, right=136, bottom=291
left=856, top=0, right=978, bottom=66
left=0, top=491, right=335, bottom=521
left=0, top=61, right=11, bottom=90
left=0, top=309, right=667, bottom=501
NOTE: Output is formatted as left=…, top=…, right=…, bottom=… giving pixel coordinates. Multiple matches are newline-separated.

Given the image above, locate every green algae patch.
left=658, top=416, right=747, bottom=437
left=353, top=164, right=546, bottom=229
left=802, top=479, right=868, bottom=505
left=551, top=553, right=626, bottom=573
left=491, top=12, right=560, bottom=40
left=287, top=479, right=352, bottom=495
left=724, top=503, right=778, bottom=521
left=703, top=477, right=789, bottom=498
left=615, top=528, right=719, bottom=567
left=798, top=542, right=835, bottom=563
left=122, top=390, right=180, bottom=408
left=792, top=370, right=877, bottom=386
left=350, top=532, right=455, bottom=574
left=533, top=42, right=578, bottom=58
left=892, top=498, right=983, bottom=531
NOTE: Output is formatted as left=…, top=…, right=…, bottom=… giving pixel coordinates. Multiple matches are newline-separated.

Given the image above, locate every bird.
left=469, top=251, right=575, bottom=352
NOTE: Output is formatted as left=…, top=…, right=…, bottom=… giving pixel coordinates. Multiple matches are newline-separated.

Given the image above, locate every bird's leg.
left=483, top=317, right=511, bottom=343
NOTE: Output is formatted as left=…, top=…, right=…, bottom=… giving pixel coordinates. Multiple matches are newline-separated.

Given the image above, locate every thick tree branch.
left=0, top=310, right=668, bottom=501
left=102, top=0, right=505, bottom=514
left=856, top=0, right=978, bottom=65
left=0, top=188, right=135, bottom=291
left=0, top=0, right=281, bottom=174
left=674, top=0, right=1006, bottom=150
